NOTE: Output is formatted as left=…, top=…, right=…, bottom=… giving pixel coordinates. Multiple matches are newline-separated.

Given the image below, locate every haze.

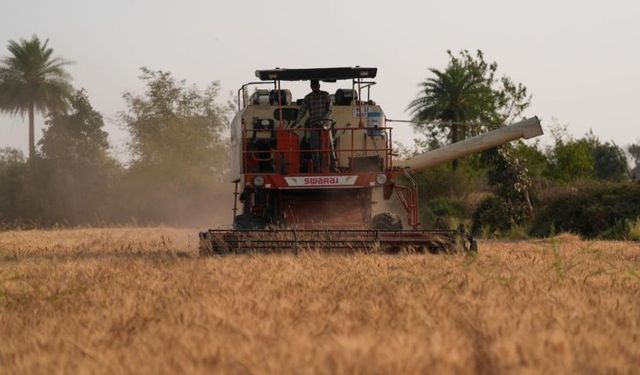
left=1, top=0, right=639, bottom=157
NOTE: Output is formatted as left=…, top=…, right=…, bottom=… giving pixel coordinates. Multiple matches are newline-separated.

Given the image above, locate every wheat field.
left=0, top=227, right=639, bottom=374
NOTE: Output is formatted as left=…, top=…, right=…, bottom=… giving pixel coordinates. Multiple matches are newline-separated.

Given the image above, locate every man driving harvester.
left=294, top=79, right=333, bottom=172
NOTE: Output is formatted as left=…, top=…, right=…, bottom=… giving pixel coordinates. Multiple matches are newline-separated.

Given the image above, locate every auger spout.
left=397, top=117, right=543, bottom=171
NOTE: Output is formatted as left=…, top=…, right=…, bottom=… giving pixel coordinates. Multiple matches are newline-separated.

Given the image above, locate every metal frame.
left=237, top=81, right=275, bottom=109
left=240, top=126, right=393, bottom=176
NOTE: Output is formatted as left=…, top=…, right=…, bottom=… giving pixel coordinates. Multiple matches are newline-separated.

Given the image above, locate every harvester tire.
left=234, top=213, right=267, bottom=231
left=372, top=212, right=403, bottom=231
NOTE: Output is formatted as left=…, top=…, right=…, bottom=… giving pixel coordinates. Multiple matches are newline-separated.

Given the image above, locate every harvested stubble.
left=0, top=228, right=639, bottom=374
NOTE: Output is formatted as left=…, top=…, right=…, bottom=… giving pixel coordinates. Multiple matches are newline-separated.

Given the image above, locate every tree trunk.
left=524, top=188, right=534, bottom=217
left=28, top=104, right=35, bottom=159
left=451, top=122, right=459, bottom=171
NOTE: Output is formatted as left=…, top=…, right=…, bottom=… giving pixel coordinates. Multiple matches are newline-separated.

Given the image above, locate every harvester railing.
left=237, top=81, right=275, bottom=109
left=241, top=126, right=394, bottom=174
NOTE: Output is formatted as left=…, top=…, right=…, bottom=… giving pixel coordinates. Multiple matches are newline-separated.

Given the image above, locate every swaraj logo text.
left=303, top=176, right=340, bottom=185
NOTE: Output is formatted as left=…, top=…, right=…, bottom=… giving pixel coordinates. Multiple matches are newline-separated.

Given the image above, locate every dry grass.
left=1, top=227, right=639, bottom=374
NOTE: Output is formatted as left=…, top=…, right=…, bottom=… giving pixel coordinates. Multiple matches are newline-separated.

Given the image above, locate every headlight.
left=253, top=176, right=265, bottom=187
left=375, top=173, right=387, bottom=185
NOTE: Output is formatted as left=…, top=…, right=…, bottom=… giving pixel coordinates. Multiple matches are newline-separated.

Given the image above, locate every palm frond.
left=0, top=35, right=73, bottom=117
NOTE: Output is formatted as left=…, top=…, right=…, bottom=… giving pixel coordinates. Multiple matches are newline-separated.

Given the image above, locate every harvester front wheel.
left=372, top=212, right=403, bottom=231
left=234, top=213, right=268, bottom=231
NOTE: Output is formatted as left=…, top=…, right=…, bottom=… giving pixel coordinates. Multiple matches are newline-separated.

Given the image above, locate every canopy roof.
left=255, top=67, right=377, bottom=81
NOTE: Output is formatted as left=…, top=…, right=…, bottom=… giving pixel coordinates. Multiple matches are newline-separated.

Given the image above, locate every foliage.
left=512, top=141, right=548, bottom=180
left=0, top=148, right=33, bottom=224
left=39, top=89, right=110, bottom=161
left=407, top=50, right=530, bottom=150
left=413, top=160, right=486, bottom=201
left=471, top=196, right=512, bottom=237
left=628, top=219, right=640, bottom=241
left=545, top=129, right=629, bottom=182
left=0, top=35, right=73, bottom=158
left=36, top=89, right=121, bottom=224
left=407, top=50, right=535, bottom=234
left=122, top=67, right=228, bottom=179
left=119, top=68, right=230, bottom=223
left=0, top=65, right=232, bottom=227
left=530, top=182, right=640, bottom=239
left=0, top=147, right=24, bottom=165
left=545, top=139, right=594, bottom=181
left=477, top=144, right=534, bottom=228
left=412, top=160, right=486, bottom=230
left=423, top=197, right=469, bottom=230
left=591, top=141, right=628, bottom=181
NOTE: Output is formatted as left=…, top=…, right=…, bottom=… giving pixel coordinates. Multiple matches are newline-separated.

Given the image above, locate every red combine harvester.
left=199, top=67, right=543, bottom=254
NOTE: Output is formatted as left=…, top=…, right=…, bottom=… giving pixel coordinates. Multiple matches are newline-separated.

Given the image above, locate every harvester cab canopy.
left=255, top=67, right=377, bottom=81
left=237, top=66, right=380, bottom=111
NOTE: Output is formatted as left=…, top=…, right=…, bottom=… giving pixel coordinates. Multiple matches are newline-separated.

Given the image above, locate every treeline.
left=0, top=69, right=230, bottom=227
left=2, top=38, right=639, bottom=238
left=411, top=130, right=640, bottom=240
left=404, top=50, right=640, bottom=240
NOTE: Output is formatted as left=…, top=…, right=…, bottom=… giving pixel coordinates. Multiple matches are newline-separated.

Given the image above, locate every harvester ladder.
left=394, top=169, right=420, bottom=229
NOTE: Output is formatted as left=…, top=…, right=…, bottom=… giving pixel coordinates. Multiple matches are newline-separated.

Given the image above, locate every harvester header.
left=199, top=67, right=543, bottom=255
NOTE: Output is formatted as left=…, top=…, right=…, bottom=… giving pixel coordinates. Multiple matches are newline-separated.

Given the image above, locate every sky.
left=1, top=0, right=639, bottom=159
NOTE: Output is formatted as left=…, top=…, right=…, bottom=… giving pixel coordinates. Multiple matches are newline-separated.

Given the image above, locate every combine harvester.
left=199, top=67, right=543, bottom=254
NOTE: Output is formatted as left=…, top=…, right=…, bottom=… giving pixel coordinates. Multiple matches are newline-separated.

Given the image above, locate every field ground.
left=1, top=227, right=639, bottom=374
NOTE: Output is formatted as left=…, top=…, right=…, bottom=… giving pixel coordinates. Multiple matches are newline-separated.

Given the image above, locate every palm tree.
left=407, top=54, right=495, bottom=169
left=0, top=35, right=73, bottom=159
left=408, top=63, right=492, bottom=141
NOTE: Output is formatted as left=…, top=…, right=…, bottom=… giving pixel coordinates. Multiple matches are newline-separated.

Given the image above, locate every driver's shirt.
left=296, top=90, right=332, bottom=124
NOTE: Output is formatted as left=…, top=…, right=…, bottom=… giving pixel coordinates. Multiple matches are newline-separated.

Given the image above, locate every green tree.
left=120, top=68, right=229, bottom=223
left=407, top=50, right=529, bottom=170
left=0, top=35, right=73, bottom=159
left=473, top=144, right=535, bottom=236
left=37, top=89, right=120, bottom=224
left=546, top=139, right=594, bottom=182
left=39, top=89, right=110, bottom=161
left=591, top=142, right=628, bottom=181
left=545, top=130, right=628, bottom=182
left=0, top=148, right=32, bottom=224
left=512, top=141, right=548, bottom=180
